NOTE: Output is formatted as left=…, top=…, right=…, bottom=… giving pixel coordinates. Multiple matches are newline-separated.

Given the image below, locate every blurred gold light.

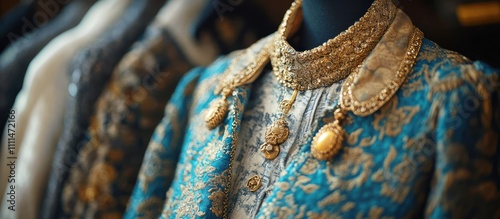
left=456, top=1, right=500, bottom=26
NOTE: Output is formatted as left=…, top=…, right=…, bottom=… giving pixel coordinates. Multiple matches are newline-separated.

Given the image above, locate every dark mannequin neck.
left=299, top=0, right=373, bottom=50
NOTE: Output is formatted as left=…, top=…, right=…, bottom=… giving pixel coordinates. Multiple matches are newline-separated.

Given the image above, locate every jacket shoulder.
left=407, top=38, right=498, bottom=99
left=410, top=40, right=500, bottom=218
left=415, top=39, right=496, bottom=79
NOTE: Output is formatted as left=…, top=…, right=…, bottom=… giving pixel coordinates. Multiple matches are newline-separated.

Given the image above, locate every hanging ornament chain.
left=260, top=88, right=299, bottom=160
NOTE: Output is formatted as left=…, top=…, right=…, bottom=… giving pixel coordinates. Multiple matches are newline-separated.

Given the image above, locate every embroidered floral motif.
left=209, top=189, right=226, bottom=217
left=372, top=96, right=419, bottom=139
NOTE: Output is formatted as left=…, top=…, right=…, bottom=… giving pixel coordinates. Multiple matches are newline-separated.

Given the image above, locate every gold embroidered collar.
left=206, top=1, right=423, bottom=129
left=271, top=0, right=398, bottom=90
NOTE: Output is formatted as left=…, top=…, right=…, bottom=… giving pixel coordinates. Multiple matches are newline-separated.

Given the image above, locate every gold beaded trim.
left=221, top=106, right=240, bottom=219
left=271, top=0, right=398, bottom=90
left=311, top=27, right=424, bottom=161
left=341, top=28, right=424, bottom=117
left=214, top=51, right=270, bottom=95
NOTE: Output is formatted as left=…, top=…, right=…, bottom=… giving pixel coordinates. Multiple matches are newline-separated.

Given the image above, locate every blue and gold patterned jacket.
left=125, top=4, right=500, bottom=219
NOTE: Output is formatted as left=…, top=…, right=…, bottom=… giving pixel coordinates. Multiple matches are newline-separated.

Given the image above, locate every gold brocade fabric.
left=271, top=0, right=397, bottom=90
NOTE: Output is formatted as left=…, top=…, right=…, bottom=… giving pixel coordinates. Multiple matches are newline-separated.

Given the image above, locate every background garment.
left=0, top=0, right=97, bottom=145
left=128, top=11, right=500, bottom=219
left=60, top=0, right=294, bottom=217
left=0, top=0, right=131, bottom=218
left=40, top=0, right=166, bottom=218
left=62, top=27, right=192, bottom=219
left=58, top=0, right=208, bottom=217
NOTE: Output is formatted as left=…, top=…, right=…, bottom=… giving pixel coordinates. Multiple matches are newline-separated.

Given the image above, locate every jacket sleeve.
left=425, top=61, right=500, bottom=218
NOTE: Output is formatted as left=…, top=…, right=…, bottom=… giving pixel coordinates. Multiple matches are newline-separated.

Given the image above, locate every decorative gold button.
left=264, top=118, right=289, bottom=145
left=246, top=175, right=262, bottom=192
left=259, top=143, right=280, bottom=160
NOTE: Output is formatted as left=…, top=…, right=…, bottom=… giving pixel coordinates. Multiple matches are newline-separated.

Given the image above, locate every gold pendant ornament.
left=204, top=38, right=272, bottom=130
left=205, top=97, right=229, bottom=130
left=260, top=118, right=288, bottom=159
left=264, top=118, right=289, bottom=145
left=311, top=108, right=347, bottom=160
left=205, top=86, right=232, bottom=130
left=259, top=89, right=298, bottom=160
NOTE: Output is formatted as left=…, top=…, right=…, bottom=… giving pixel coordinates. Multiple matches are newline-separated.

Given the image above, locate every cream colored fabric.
left=0, top=0, right=131, bottom=218
left=228, top=70, right=342, bottom=218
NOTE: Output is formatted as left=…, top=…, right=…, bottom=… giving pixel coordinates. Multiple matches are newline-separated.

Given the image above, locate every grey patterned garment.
left=228, top=68, right=343, bottom=218
left=40, top=0, right=166, bottom=218
left=60, top=26, right=193, bottom=218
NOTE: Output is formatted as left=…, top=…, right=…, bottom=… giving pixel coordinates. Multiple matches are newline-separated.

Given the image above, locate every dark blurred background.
left=400, top=0, right=500, bottom=68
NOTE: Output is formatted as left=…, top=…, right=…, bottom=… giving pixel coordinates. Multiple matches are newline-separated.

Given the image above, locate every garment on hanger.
left=58, top=0, right=210, bottom=217
left=40, top=0, right=166, bottom=218
left=0, top=0, right=131, bottom=218
left=0, top=0, right=97, bottom=145
left=127, top=0, right=500, bottom=218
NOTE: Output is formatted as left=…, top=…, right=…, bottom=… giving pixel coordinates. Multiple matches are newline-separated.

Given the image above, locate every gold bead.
left=334, top=108, right=346, bottom=120
left=221, top=87, right=232, bottom=96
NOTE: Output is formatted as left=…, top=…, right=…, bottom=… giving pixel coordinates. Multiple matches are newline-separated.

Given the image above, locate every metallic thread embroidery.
left=271, top=0, right=397, bottom=90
